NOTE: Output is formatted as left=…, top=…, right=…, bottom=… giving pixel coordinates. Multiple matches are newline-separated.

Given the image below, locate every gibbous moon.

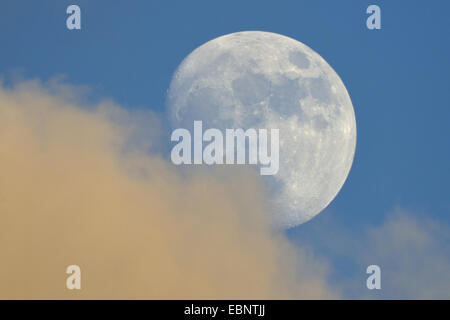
left=167, top=31, right=356, bottom=228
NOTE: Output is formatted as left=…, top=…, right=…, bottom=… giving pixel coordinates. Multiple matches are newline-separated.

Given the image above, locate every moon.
left=167, top=31, right=356, bottom=228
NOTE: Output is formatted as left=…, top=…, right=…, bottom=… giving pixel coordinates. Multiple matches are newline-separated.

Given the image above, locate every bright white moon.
left=167, top=31, right=356, bottom=228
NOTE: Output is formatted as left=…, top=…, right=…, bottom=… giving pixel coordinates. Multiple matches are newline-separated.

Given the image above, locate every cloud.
left=290, top=208, right=450, bottom=299
left=4, top=77, right=445, bottom=300
left=360, top=209, right=450, bottom=299
left=0, top=79, right=336, bottom=299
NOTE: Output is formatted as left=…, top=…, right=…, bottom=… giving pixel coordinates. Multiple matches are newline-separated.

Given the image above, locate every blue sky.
left=1, top=1, right=449, bottom=298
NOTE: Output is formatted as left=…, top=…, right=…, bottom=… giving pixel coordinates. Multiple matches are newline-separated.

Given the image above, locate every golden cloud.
left=0, top=79, right=335, bottom=299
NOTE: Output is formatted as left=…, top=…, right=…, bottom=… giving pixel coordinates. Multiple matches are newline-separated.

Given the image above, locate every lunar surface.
left=167, top=31, right=356, bottom=228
